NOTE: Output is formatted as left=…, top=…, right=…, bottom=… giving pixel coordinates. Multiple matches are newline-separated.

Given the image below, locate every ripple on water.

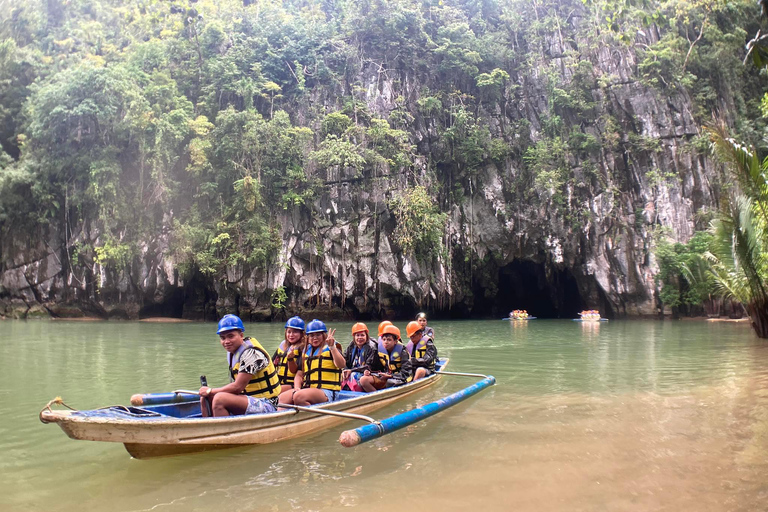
left=4, top=319, right=768, bottom=512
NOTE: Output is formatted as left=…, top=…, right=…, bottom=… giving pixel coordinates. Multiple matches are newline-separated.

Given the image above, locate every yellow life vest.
left=229, top=338, right=280, bottom=399
left=274, top=340, right=301, bottom=386
left=302, top=344, right=342, bottom=391
left=377, top=339, right=405, bottom=374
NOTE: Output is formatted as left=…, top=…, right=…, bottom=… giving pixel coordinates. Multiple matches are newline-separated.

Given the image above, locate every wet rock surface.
left=0, top=18, right=718, bottom=321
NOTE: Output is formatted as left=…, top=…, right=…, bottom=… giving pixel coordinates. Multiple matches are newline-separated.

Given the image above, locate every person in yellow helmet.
left=341, top=322, right=377, bottom=391
left=359, top=324, right=409, bottom=391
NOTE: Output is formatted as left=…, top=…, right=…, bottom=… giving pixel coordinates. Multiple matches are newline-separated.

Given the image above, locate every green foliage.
left=475, top=67, right=508, bottom=102
left=94, top=238, right=133, bottom=268
left=321, top=112, right=352, bottom=138
left=706, top=123, right=768, bottom=335
left=271, top=285, right=288, bottom=310
left=524, top=136, right=569, bottom=204
left=654, top=231, right=715, bottom=309
left=417, top=94, right=443, bottom=117
left=0, top=0, right=763, bottom=310
left=389, top=185, right=447, bottom=258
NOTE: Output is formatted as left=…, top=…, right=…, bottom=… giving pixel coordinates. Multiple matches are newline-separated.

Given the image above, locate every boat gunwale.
left=41, top=360, right=448, bottom=431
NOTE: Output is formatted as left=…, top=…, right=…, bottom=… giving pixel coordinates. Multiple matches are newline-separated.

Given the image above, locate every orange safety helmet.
left=381, top=324, right=401, bottom=339
left=351, top=322, right=368, bottom=335
left=378, top=320, right=393, bottom=337
left=406, top=321, right=422, bottom=338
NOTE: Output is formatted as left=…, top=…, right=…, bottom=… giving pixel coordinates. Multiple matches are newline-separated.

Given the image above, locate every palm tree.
left=706, top=124, right=768, bottom=337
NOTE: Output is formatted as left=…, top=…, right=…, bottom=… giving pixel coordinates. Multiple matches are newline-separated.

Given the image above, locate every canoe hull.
left=43, top=369, right=443, bottom=459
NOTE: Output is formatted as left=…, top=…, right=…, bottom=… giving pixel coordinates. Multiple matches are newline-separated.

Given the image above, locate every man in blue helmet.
left=198, top=314, right=281, bottom=416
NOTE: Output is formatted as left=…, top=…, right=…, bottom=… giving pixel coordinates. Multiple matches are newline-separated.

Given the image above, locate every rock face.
left=0, top=13, right=717, bottom=321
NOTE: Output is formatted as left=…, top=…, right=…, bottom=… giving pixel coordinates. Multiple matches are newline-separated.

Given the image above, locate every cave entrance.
left=491, top=260, right=586, bottom=319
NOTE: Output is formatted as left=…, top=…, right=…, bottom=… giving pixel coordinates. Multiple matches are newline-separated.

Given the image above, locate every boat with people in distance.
left=40, top=358, right=494, bottom=459
left=505, top=310, right=536, bottom=320
left=573, top=310, right=608, bottom=322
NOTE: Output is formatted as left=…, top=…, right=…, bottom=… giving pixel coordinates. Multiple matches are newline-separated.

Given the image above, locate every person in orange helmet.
left=377, top=320, right=393, bottom=341
left=396, top=320, right=437, bottom=383
left=341, top=322, right=377, bottom=391
left=359, top=324, right=409, bottom=391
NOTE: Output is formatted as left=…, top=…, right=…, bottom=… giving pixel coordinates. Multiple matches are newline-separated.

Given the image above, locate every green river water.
left=2, top=318, right=768, bottom=512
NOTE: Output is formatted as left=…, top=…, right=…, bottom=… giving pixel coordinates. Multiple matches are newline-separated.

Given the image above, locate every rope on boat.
left=39, top=397, right=76, bottom=424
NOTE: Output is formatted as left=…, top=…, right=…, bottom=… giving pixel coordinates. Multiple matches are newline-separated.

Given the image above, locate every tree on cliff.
left=0, top=0, right=764, bottom=319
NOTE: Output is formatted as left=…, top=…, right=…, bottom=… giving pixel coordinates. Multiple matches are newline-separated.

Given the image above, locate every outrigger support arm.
left=277, top=403, right=380, bottom=424
left=339, top=375, right=496, bottom=447
left=435, top=370, right=491, bottom=378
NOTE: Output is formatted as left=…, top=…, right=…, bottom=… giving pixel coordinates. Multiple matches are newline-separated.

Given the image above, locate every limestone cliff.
left=0, top=4, right=728, bottom=320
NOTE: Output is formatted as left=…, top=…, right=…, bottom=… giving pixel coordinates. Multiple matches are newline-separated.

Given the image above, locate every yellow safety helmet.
left=378, top=320, right=393, bottom=337
left=352, top=322, right=368, bottom=335
left=406, top=321, right=422, bottom=338
left=382, top=324, right=401, bottom=339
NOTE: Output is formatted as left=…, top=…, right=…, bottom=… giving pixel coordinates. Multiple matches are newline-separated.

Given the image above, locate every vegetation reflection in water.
left=2, top=319, right=768, bottom=512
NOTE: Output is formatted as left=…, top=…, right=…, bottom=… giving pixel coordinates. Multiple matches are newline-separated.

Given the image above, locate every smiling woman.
left=277, top=319, right=346, bottom=407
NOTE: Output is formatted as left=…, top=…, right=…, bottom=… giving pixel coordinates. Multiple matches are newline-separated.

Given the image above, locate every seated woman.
left=272, top=316, right=306, bottom=394
left=342, top=322, right=377, bottom=391
left=278, top=319, right=346, bottom=406
left=400, top=320, right=438, bottom=383
left=198, top=314, right=281, bottom=416
left=416, top=312, right=435, bottom=339
left=359, top=324, right=410, bottom=392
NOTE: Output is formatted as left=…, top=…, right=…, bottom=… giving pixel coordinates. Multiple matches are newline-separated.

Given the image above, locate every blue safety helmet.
left=305, top=319, right=328, bottom=334
left=216, top=314, right=245, bottom=334
left=284, top=316, right=306, bottom=331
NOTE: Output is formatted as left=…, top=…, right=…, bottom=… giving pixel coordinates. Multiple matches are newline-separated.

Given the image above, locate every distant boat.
left=573, top=310, right=607, bottom=322
left=506, top=310, right=536, bottom=320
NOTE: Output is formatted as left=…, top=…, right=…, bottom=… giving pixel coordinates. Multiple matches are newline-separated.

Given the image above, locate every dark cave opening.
left=486, top=260, right=588, bottom=319
left=138, top=287, right=185, bottom=319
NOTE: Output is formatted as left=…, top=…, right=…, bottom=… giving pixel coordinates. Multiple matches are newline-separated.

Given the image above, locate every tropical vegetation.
left=1, top=0, right=768, bottom=325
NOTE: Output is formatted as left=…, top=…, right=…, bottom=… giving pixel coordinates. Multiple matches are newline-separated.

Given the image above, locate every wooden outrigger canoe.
left=41, top=358, right=491, bottom=459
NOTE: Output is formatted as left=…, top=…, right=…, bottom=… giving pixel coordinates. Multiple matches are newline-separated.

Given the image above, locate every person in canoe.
left=416, top=312, right=435, bottom=339
left=278, top=319, right=346, bottom=406
left=342, top=322, right=377, bottom=391
left=377, top=320, right=393, bottom=343
left=359, top=324, right=410, bottom=391
left=198, top=314, right=281, bottom=416
left=394, top=320, right=437, bottom=384
left=272, top=316, right=306, bottom=394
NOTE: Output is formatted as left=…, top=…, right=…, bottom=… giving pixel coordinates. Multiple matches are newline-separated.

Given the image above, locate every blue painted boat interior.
left=71, top=358, right=448, bottom=421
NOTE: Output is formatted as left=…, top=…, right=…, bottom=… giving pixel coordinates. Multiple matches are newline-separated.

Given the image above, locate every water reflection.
left=2, top=319, right=767, bottom=511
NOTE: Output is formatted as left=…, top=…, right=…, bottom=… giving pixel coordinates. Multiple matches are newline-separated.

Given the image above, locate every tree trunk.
left=745, top=301, right=768, bottom=338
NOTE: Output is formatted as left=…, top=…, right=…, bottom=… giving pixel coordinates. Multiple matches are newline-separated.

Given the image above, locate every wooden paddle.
left=200, top=375, right=212, bottom=417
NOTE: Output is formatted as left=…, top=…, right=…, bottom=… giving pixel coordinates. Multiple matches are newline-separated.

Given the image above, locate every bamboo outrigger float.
left=40, top=358, right=495, bottom=459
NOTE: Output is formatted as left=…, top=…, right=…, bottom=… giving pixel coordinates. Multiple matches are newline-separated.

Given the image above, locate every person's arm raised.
left=325, top=328, right=347, bottom=369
